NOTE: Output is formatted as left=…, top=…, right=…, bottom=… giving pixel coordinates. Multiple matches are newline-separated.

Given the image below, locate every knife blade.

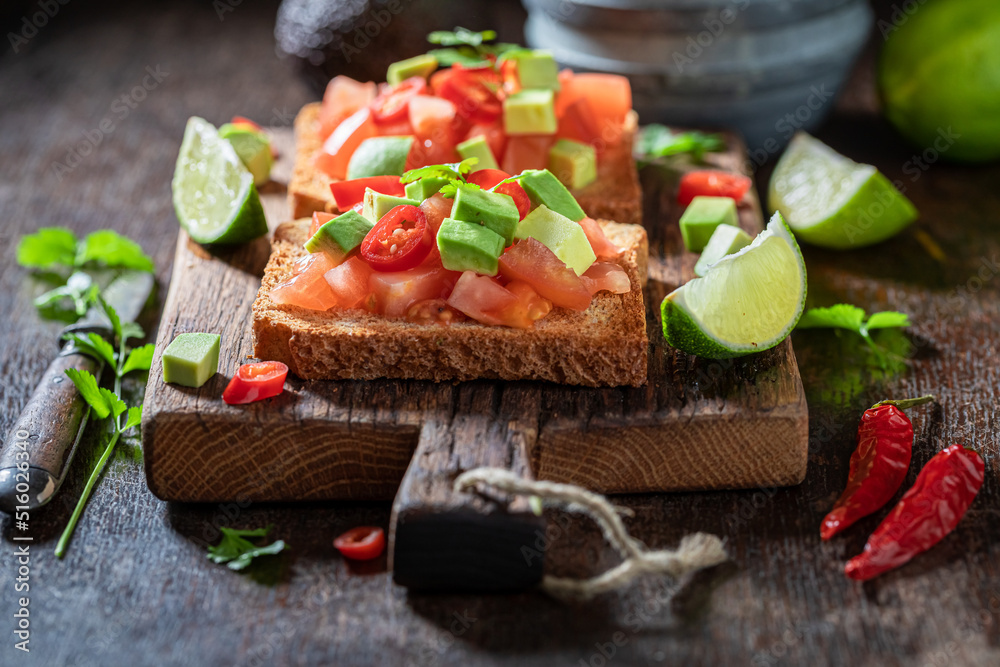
left=0, top=270, right=154, bottom=513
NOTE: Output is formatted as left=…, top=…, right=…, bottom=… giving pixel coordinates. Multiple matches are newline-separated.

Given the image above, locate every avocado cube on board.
left=162, top=333, right=221, bottom=388
left=437, top=218, right=506, bottom=276
left=514, top=205, right=596, bottom=276
left=503, top=90, right=557, bottom=136
left=450, top=186, right=520, bottom=245
left=456, top=135, right=500, bottom=171
left=305, top=209, right=374, bottom=262
left=518, top=169, right=586, bottom=221
left=694, top=224, right=753, bottom=276
left=679, top=196, right=739, bottom=252
left=361, top=189, right=420, bottom=223
left=386, top=54, right=438, bottom=86
left=511, top=50, right=560, bottom=91
left=548, top=139, right=597, bottom=190
left=404, top=177, right=449, bottom=201
left=347, top=136, right=413, bottom=179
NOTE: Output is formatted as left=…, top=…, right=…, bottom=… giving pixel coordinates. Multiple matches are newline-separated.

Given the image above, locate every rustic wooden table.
left=1, top=2, right=998, bottom=666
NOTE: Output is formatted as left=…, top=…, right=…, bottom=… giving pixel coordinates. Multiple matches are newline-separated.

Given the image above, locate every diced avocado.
left=679, top=196, right=739, bottom=252
left=305, top=209, right=374, bottom=261
left=346, top=136, right=413, bottom=179
left=518, top=169, right=586, bottom=221
left=361, top=189, right=420, bottom=223
left=162, top=333, right=220, bottom=388
left=456, top=135, right=499, bottom=171
left=694, top=224, right=752, bottom=276
left=510, top=50, right=560, bottom=90
left=404, top=177, right=449, bottom=201
left=547, top=139, right=597, bottom=190
left=437, top=217, right=506, bottom=276
left=514, top=205, right=596, bottom=275
left=386, top=54, right=438, bottom=86
left=449, top=185, right=520, bottom=245
left=503, top=89, right=557, bottom=136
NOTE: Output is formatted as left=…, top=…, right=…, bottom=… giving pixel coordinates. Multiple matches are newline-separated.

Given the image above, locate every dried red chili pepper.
left=844, top=444, right=984, bottom=581
left=821, top=395, right=935, bottom=540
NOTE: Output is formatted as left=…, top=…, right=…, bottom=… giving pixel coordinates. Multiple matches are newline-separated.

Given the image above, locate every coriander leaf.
left=17, top=227, right=79, bottom=269
left=77, top=230, right=154, bottom=272
left=207, top=525, right=288, bottom=571
left=864, top=311, right=911, bottom=330
left=63, top=332, right=117, bottom=368
left=635, top=125, right=725, bottom=163
left=122, top=344, right=155, bottom=376
left=427, top=28, right=496, bottom=47
left=99, top=388, right=127, bottom=419
left=120, top=321, right=145, bottom=342
left=123, top=405, right=142, bottom=431
left=439, top=179, right=481, bottom=199
left=426, top=47, right=490, bottom=68
left=796, top=304, right=866, bottom=331
left=65, top=368, right=111, bottom=419
left=100, top=296, right=123, bottom=345
left=401, top=158, right=478, bottom=184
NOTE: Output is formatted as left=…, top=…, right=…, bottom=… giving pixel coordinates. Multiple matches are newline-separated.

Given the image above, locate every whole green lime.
left=879, top=0, right=1000, bottom=163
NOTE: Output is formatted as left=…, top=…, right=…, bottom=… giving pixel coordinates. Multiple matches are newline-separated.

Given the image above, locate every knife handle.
left=0, top=348, right=101, bottom=514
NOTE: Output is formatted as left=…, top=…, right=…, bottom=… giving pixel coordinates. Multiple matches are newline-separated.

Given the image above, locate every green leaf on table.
left=65, top=368, right=111, bottom=419
left=207, top=525, right=289, bottom=571
left=120, top=321, right=145, bottom=342
left=635, top=124, right=725, bottom=163
left=864, top=311, right=911, bottom=330
left=17, top=227, right=79, bottom=269
left=796, top=304, right=867, bottom=331
left=123, top=405, right=142, bottom=431
left=77, top=230, right=154, bottom=272
left=122, top=344, right=155, bottom=376
left=63, top=332, right=116, bottom=368
left=99, top=388, right=127, bottom=419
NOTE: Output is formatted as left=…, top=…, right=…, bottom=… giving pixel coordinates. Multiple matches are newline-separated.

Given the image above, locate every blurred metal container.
left=522, top=0, right=872, bottom=153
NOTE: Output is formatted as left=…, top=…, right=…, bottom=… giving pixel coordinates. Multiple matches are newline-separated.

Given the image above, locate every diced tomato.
left=556, top=99, right=601, bottom=149
left=581, top=262, right=631, bottom=295
left=323, top=256, right=374, bottom=308
left=677, top=170, right=752, bottom=206
left=555, top=72, right=631, bottom=146
left=464, top=121, right=507, bottom=162
left=309, top=211, right=335, bottom=237
left=502, top=135, right=554, bottom=175
left=419, top=193, right=453, bottom=234
left=447, top=272, right=551, bottom=328
left=318, top=76, right=377, bottom=139
left=408, top=95, right=457, bottom=140
left=498, top=238, right=592, bottom=311
left=222, top=361, right=289, bottom=405
left=406, top=298, right=467, bottom=325
left=578, top=217, right=622, bottom=259
left=467, top=169, right=511, bottom=189
left=360, top=205, right=433, bottom=272
left=231, top=115, right=263, bottom=132
left=333, top=526, right=385, bottom=561
left=433, top=66, right=502, bottom=124
left=369, top=262, right=460, bottom=318
left=269, top=253, right=340, bottom=311
left=499, top=58, right=520, bottom=95
left=315, top=107, right=378, bottom=180
left=370, top=77, right=428, bottom=125
left=407, top=136, right=461, bottom=169
left=329, top=175, right=404, bottom=210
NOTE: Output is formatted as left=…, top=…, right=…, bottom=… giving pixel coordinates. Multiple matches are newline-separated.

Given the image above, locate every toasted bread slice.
left=288, top=102, right=643, bottom=225
left=252, top=219, right=649, bottom=387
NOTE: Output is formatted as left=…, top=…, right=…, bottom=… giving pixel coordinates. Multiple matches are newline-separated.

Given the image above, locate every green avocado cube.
left=679, top=196, right=739, bottom=252
left=437, top=217, right=506, bottom=276
left=386, top=54, right=438, bottom=86
left=456, top=135, right=499, bottom=171
left=518, top=169, right=586, bottom=221
left=404, top=177, right=449, bottom=201
left=162, top=333, right=221, bottom=388
left=449, top=185, right=520, bottom=245
left=547, top=139, right=597, bottom=190
left=503, top=89, right=557, bottom=136
left=361, top=189, right=420, bottom=223
left=694, top=224, right=752, bottom=276
left=510, top=50, right=560, bottom=90
left=514, top=205, right=596, bottom=275
left=305, top=209, right=374, bottom=261
left=346, top=136, right=413, bottom=179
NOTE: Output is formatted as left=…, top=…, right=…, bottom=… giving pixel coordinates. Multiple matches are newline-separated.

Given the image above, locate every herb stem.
left=55, top=426, right=121, bottom=559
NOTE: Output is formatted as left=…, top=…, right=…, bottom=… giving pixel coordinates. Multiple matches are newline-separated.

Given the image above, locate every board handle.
left=389, top=414, right=545, bottom=592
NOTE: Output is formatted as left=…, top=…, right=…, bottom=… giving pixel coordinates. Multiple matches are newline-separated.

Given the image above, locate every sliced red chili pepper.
left=677, top=170, right=752, bottom=206
left=844, top=444, right=984, bottom=581
left=434, top=67, right=502, bottom=124
left=820, top=395, right=935, bottom=540
left=466, top=168, right=511, bottom=190
left=494, top=181, right=531, bottom=220
left=360, top=204, right=432, bottom=272
left=369, top=77, right=428, bottom=125
left=329, top=175, right=405, bottom=210
left=222, top=361, right=289, bottom=405
left=333, top=526, right=385, bottom=560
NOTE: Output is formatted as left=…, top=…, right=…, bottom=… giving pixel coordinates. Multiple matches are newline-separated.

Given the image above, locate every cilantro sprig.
left=207, top=525, right=288, bottom=571
left=401, top=158, right=480, bottom=198
left=426, top=28, right=520, bottom=68
left=795, top=304, right=912, bottom=372
left=635, top=124, right=725, bottom=165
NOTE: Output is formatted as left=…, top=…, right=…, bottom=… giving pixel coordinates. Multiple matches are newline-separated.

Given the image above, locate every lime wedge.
left=768, top=132, right=917, bottom=249
left=172, top=117, right=267, bottom=245
left=219, top=123, right=273, bottom=187
left=661, top=212, right=806, bottom=358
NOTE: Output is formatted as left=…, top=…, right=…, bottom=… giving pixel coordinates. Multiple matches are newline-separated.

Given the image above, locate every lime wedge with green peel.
left=219, top=123, right=273, bottom=187
left=172, top=117, right=268, bottom=245
left=768, top=132, right=917, bottom=250
left=661, top=212, right=806, bottom=358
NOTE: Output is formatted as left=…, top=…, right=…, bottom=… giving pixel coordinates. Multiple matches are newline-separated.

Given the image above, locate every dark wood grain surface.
left=1, top=2, right=999, bottom=666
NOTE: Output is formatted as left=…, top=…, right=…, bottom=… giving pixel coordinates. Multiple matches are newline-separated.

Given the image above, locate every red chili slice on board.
left=369, top=77, right=429, bottom=125
left=677, top=170, right=752, bottom=206
left=360, top=205, right=433, bottom=272
left=333, top=526, right=385, bottom=560
left=222, top=361, right=289, bottom=405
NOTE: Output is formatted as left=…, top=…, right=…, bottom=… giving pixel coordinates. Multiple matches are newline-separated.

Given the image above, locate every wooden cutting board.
left=141, top=127, right=807, bottom=590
